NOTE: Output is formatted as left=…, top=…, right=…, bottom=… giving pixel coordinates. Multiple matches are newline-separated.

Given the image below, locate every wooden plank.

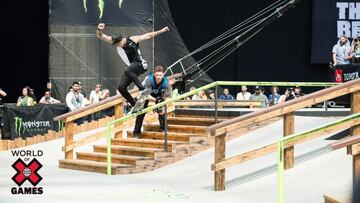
left=323, top=194, right=350, bottom=203
left=350, top=91, right=360, bottom=155
left=114, top=103, right=124, bottom=139
left=330, top=135, right=360, bottom=150
left=212, top=117, right=360, bottom=171
left=174, top=101, right=262, bottom=107
left=65, top=121, right=74, bottom=159
left=284, top=112, right=295, bottom=170
left=214, top=133, right=226, bottom=191
left=209, top=79, right=360, bottom=137
left=0, top=141, right=4, bottom=151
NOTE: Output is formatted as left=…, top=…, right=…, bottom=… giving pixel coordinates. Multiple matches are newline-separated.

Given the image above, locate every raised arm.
left=130, top=27, right=169, bottom=44
left=96, top=23, right=113, bottom=44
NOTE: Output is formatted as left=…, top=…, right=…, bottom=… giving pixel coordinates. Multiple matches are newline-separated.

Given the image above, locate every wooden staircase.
left=59, top=113, right=277, bottom=174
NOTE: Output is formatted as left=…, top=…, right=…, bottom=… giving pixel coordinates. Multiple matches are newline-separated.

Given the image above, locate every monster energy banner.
left=2, top=104, right=68, bottom=140
left=311, top=0, right=360, bottom=63
left=51, top=0, right=153, bottom=26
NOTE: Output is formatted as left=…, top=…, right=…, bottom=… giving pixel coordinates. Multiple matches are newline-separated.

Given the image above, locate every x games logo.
left=12, top=158, right=42, bottom=186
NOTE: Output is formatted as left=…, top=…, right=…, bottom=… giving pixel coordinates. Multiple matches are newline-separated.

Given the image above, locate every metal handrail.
left=105, top=81, right=338, bottom=175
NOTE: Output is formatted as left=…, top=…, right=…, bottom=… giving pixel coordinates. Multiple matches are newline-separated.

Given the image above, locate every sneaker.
left=133, top=132, right=141, bottom=139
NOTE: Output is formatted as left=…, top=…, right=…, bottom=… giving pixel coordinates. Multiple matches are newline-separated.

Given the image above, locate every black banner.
left=51, top=0, right=153, bottom=26
left=311, top=0, right=360, bottom=64
left=330, top=64, right=360, bottom=82
left=2, top=104, right=68, bottom=140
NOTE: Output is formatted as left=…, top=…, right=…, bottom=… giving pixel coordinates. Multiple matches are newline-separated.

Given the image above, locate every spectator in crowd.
left=351, top=37, right=360, bottom=63
left=192, top=90, right=208, bottom=100
left=268, top=86, right=281, bottom=106
left=66, top=82, right=86, bottom=111
left=219, top=88, right=235, bottom=100
left=46, top=81, right=59, bottom=100
left=236, top=85, right=251, bottom=100
left=17, top=86, right=35, bottom=107
left=30, top=88, right=37, bottom=104
left=332, top=35, right=352, bottom=66
left=68, top=86, right=74, bottom=93
left=208, top=89, right=216, bottom=100
left=89, top=84, right=102, bottom=104
left=279, top=88, right=296, bottom=103
left=100, top=89, right=110, bottom=100
left=186, top=86, right=196, bottom=100
left=39, top=91, right=61, bottom=104
left=78, top=81, right=87, bottom=98
left=294, top=86, right=305, bottom=98
left=0, top=88, right=6, bottom=139
left=0, top=88, right=6, bottom=106
left=250, top=86, right=269, bottom=108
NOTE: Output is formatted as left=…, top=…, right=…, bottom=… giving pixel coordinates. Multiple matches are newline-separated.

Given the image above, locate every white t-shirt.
left=89, top=90, right=101, bottom=104
left=236, top=92, right=251, bottom=100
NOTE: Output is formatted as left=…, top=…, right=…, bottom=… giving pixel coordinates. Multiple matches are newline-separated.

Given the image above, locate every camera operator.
left=279, top=88, right=296, bottom=103
left=133, top=66, right=172, bottom=138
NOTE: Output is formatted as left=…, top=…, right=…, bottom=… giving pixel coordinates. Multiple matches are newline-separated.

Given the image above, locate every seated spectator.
left=46, top=81, right=58, bottom=100
left=17, top=86, right=35, bottom=107
left=351, top=37, right=360, bottom=63
left=332, top=35, right=352, bottom=66
left=192, top=90, right=207, bottom=100
left=250, top=86, right=269, bottom=108
left=207, top=89, right=216, bottom=100
left=100, top=89, right=110, bottom=100
left=236, top=85, right=251, bottom=100
left=219, top=88, right=235, bottom=100
left=279, top=88, right=296, bottom=103
left=66, top=82, right=85, bottom=111
left=0, top=88, right=6, bottom=106
left=294, top=86, right=305, bottom=98
left=39, top=91, right=61, bottom=104
left=89, top=84, right=102, bottom=104
left=0, top=88, right=6, bottom=139
left=268, top=86, right=281, bottom=106
left=186, top=86, right=196, bottom=100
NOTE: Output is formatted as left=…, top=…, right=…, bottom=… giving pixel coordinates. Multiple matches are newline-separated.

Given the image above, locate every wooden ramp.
left=59, top=112, right=277, bottom=174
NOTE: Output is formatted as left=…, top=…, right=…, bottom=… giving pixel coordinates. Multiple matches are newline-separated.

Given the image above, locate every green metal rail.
left=277, top=112, right=360, bottom=203
left=105, top=81, right=337, bottom=175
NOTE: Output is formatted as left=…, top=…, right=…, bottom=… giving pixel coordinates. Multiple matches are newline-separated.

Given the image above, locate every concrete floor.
left=0, top=116, right=353, bottom=203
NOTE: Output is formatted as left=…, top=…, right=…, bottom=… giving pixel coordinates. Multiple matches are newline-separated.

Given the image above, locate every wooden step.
left=127, top=131, right=203, bottom=142
left=174, top=114, right=233, bottom=119
left=167, top=117, right=225, bottom=126
left=59, top=159, right=132, bottom=174
left=76, top=152, right=153, bottom=165
left=111, top=138, right=185, bottom=151
left=93, top=145, right=163, bottom=158
left=143, top=124, right=208, bottom=135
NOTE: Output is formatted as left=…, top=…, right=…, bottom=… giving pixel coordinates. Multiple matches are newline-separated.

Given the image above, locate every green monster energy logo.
left=83, top=0, right=125, bottom=19
left=58, top=120, right=65, bottom=132
left=14, top=117, right=25, bottom=136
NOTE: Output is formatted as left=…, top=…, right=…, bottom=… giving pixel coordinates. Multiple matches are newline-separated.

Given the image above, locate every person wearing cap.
left=96, top=23, right=169, bottom=108
left=294, top=86, right=305, bottom=98
left=250, top=86, right=269, bottom=108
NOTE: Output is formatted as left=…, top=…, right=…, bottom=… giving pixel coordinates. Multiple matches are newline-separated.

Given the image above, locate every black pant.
left=118, top=62, right=146, bottom=106
left=134, top=99, right=165, bottom=134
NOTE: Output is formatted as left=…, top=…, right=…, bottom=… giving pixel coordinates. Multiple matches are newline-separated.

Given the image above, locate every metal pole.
left=215, top=86, right=218, bottom=124
left=164, top=104, right=168, bottom=152
left=324, top=87, right=328, bottom=111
